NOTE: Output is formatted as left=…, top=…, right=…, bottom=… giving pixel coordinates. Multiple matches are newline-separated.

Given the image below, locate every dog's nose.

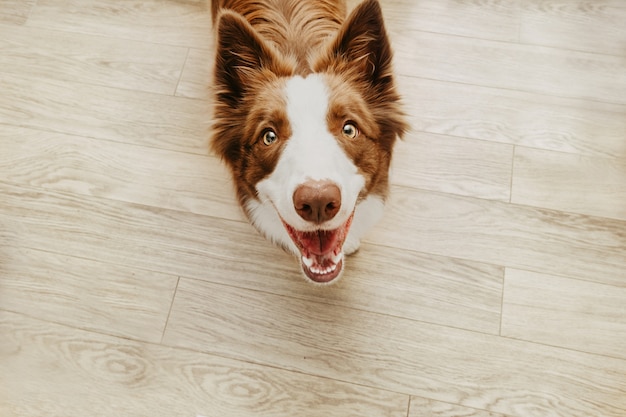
left=293, top=180, right=341, bottom=223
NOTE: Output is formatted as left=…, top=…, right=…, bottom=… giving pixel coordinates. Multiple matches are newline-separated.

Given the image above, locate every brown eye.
left=262, top=129, right=277, bottom=146
left=342, top=122, right=359, bottom=139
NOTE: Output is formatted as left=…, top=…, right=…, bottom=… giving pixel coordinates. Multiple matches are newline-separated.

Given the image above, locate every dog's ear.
left=316, top=0, right=394, bottom=89
left=316, top=0, right=408, bottom=140
left=214, top=11, right=281, bottom=107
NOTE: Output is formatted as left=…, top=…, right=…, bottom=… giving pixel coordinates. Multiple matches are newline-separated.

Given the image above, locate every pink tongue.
left=298, top=230, right=340, bottom=256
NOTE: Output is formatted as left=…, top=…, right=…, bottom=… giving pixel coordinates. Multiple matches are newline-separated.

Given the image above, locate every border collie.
left=210, top=0, right=407, bottom=284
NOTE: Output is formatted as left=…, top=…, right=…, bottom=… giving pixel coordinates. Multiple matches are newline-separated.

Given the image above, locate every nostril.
left=325, top=201, right=339, bottom=217
left=297, top=203, right=312, bottom=217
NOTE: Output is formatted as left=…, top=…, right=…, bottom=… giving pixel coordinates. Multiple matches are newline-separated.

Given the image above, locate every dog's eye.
left=342, top=122, right=359, bottom=139
left=262, top=129, right=278, bottom=146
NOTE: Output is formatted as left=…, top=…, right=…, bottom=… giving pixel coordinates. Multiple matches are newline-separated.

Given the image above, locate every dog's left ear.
left=214, top=11, right=286, bottom=107
left=212, top=11, right=292, bottom=165
left=316, top=0, right=394, bottom=89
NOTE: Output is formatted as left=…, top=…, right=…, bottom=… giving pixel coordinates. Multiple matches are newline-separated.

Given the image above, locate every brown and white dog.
left=210, top=0, right=407, bottom=284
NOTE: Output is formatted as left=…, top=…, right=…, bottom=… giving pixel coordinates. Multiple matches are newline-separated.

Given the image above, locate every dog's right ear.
left=214, top=11, right=282, bottom=107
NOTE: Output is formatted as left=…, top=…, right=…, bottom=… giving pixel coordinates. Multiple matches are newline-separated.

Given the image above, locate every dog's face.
left=212, top=0, right=407, bottom=283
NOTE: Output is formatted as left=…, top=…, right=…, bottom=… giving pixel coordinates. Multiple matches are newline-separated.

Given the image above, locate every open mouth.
left=282, top=213, right=354, bottom=284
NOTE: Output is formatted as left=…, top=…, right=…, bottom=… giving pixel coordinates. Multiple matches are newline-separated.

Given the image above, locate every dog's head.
left=211, top=0, right=407, bottom=283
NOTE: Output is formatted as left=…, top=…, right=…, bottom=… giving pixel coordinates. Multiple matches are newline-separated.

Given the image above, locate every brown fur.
left=211, top=0, right=408, bottom=207
left=212, top=0, right=345, bottom=74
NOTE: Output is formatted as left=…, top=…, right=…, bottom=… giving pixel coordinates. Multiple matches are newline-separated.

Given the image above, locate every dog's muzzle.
left=283, top=180, right=352, bottom=283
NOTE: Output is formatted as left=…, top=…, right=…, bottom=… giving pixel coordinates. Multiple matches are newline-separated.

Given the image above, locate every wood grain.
left=409, top=396, right=509, bottom=417
left=0, top=181, right=292, bottom=285
left=26, top=0, right=212, bottom=48
left=519, top=0, right=626, bottom=56
left=374, top=186, right=626, bottom=287
left=0, top=126, right=239, bottom=218
left=393, top=29, right=626, bottom=104
left=162, top=279, right=626, bottom=417
left=376, top=0, right=521, bottom=43
left=0, top=74, right=211, bottom=154
left=0, top=0, right=36, bottom=25
left=310, top=244, right=504, bottom=335
left=0, top=247, right=177, bottom=343
left=176, top=47, right=213, bottom=100
left=512, top=146, right=626, bottom=220
left=0, top=311, right=409, bottom=417
left=392, top=132, right=514, bottom=201
left=0, top=182, right=501, bottom=334
left=0, top=25, right=188, bottom=95
left=398, top=76, right=626, bottom=159
left=502, top=268, right=626, bottom=359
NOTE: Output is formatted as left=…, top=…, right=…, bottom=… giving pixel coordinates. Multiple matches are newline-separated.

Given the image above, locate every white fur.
left=246, top=74, right=384, bottom=257
left=343, top=194, right=385, bottom=254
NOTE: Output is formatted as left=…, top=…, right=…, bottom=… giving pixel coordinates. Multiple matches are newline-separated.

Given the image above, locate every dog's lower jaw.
left=300, top=253, right=344, bottom=285
left=300, top=234, right=361, bottom=286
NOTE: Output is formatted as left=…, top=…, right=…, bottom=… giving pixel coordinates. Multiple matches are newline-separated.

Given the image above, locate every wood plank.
left=512, top=146, right=626, bottom=220
left=162, top=279, right=626, bottom=417
left=0, top=1, right=36, bottom=25
left=0, top=182, right=502, bottom=334
left=176, top=47, right=213, bottom=100
left=0, top=127, right=239, bottom=219
left=502, top=268, right=626, bottom=359
left=0, top=311, right=408, bottom=417
left=312, top=245, right=504, bottom=335
left=0, top=74, right=211, bottom=154
left=393, top=30, right=626, bottom=104
left=366, top=0, right=520, bottom=43
left=0, top=25, right=188, bottom=95
left=373, top=186, right=626, bottom=287
left=0, top=181, right=295, bottom=284
left=409, top=397, right=509, bottom=417
left=0, top=247, right=177, bottom=343
left=392, top=133, right=513, bottom=201
left=398, top=76, right=626, bottom=158
left=520, top=0, right=626, bottom=56
left=26, top=0, right=212, bottom=48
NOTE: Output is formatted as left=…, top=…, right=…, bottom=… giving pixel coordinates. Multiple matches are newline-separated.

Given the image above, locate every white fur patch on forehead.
left=281, top=74, right=360, bottom=183
left=284, top=74, right=329, bottom=131
left=281, top=74, right=362, bottom=186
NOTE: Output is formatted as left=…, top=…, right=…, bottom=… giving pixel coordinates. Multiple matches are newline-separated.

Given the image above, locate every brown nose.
left=293, top=180, right=341, bottom=223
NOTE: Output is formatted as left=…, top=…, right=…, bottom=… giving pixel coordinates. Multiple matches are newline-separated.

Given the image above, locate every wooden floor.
left=1, top=0, right=625, bottom=416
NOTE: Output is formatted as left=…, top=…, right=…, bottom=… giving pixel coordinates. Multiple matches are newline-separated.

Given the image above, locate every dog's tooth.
left=332, top=252, right=343, bottom=265
left=304, top=256, right=341, bottom=276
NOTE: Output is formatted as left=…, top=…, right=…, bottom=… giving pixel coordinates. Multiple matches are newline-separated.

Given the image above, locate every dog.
left=210, top=0, right=407, bottom=284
